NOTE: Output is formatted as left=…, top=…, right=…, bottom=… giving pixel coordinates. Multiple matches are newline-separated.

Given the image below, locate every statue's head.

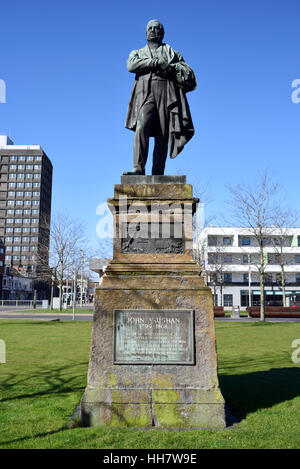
left=146, top=19, right=164, bottom=44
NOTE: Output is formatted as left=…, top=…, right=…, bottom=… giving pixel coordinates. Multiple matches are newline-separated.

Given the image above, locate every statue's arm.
left=127, top=49, right=157, bottom=74
left=168, top=51, right=197, bottom=92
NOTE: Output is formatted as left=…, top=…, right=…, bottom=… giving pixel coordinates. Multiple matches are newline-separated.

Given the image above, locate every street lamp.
left=50, top=275, right=55, bottom=310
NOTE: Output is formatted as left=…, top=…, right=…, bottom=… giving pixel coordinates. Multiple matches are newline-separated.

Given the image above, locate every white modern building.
left=199, top=227, right=300, bottom=310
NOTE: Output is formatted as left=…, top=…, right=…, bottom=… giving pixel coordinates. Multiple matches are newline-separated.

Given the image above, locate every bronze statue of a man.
left=124, top=19, right=196, bottom=176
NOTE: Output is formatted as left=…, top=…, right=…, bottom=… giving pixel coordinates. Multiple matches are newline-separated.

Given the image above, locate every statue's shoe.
left=123, top=168, right=145, bottom=175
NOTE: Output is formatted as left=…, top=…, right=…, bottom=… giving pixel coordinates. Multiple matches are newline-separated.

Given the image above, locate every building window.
left=7, top=192, right=15, bottom=197
left=268, top=253, right=280, bottom=265
left=264, top=273, right=273, bottom=284
left=263, top=238, right=271, bottom=246
left=224, top=273, right=232, bottom=283
left=7, top=201, right=14, bottom=206
left=16, top=200, right=23, bottom=205
left=243, top=255, right=249, bottom=264
left=275, top=273, right=282, bottom=284
left=18, top=165, right=25, bottom=170
left=18, top=156, right=26, bottom=161
left=208, top=236, right=217, bottom=246
left=241, top=237, right=250, bottom=246
left=223, top=237, right=232, bottom=246
left=9, top=156, right=17, bottom=161
left=243, top=273, right=249, bottom=283
left=33, top=192, right=40, bottom=196
left=8, top=173, right=16, bottom=179
left=294, top=254, right=300, bottom=264
left=223, top=254, right=232, bottom=264
left=25, top=173, right=33, bottom=179
left=223, top=294, right=233, bottom=307
left=296, top=274, right=300, bottom=285
left=208, top=253, right=218, bottom=264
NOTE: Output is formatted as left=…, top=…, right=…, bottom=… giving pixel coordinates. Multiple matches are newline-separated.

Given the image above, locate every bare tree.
left=270, top=208, right=299, bottom=306
left=206, top=247, right=227, bottom=307
left=37, top=213, right=87, bottom=311
left=227, top=170, right=281, bottom=321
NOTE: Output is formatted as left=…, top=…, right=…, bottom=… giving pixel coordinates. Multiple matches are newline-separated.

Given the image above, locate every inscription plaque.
left=113, top=309, right=194, bottom=365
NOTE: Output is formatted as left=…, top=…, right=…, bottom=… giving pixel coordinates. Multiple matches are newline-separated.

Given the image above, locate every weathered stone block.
left=80, top=178, right=226, bottom=429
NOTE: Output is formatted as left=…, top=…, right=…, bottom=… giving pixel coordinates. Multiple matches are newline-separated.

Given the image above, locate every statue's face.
left=146, top=20, right=164, bottom=43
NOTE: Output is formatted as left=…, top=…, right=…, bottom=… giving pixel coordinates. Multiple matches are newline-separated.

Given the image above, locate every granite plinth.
left=121, top=175, right=186, bottom=185
left=80, top=178, right=226, bottom=429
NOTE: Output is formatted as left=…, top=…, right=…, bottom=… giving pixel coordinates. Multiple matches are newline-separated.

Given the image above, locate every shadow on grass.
left=0, top=361, right=88, bottom=403
left=2, top=364, right=300, bottom=445
left=219, top=367, right=300, bottom=420
left=0, top=361, right=89, bottom=446
left=0, top=426, right=71, bottom=447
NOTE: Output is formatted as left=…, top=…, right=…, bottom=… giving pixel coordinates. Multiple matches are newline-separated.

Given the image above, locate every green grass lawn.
left=0, top=319, right=300, bottom=449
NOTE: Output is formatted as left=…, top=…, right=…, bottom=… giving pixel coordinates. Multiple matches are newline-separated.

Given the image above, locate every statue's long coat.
left=125, top=43, right=196, bottom=159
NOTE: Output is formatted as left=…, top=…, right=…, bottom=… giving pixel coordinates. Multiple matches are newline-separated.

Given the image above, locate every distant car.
left=291, top=302, right=300, bottom=307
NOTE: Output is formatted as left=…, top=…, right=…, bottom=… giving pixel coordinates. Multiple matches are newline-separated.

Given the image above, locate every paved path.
left=0, top=304, right=93, bottom=312
left=0, top=312, right=93, bottom=321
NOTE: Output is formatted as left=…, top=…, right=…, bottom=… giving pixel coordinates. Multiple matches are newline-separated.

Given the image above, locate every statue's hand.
left=156, top=57, right=172, bottom=77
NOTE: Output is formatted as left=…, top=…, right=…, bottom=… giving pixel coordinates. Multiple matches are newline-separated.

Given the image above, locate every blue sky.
left=1, top=0, right=300, bottom=250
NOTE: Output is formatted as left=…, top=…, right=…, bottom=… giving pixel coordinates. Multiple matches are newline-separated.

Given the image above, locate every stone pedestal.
left=80, top=176, right=226, bottom=429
